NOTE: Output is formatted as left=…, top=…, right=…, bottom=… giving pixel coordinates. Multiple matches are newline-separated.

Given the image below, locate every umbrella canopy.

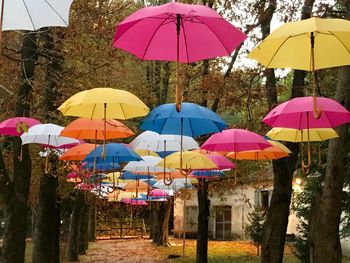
left=200, top=152, right=235, bottom=170
left=123, top=180, right=150, bottom=192
left=0, top=117, right=40, bottom=136
left=190, top=170, right=224, bottom=179
left=59, top=143, right=97, bottom=161
left=58, top=88, right=149, bottom=120
left=134, top=149, right=160, bottom=157
left=83, top=161, right=120, bottom=172
left=20, top=123, right=80, bottom=147
left=119, top=171, right=155, bottom=180
left=84, top=143, right=142, bottom=164
left=201, top=128, right=271, bottom=152
left=150, top=189, right=168, bottom=198
left=130, top=130, right=199, bottom=152
left=262, top=96, right=350, bottom=129
left=158, top=151, right=218, bottom=170
left=1, top=0, right=73, bottom=31
left=226, top=140, right=291, bottom=160
left=248, top=17, right=350, bottom=71
left=266, top=127, right=339, bottom=142
left=140, top=102, right=227, bottom=137
left=60, top=118, right=134, bottom=140
left=113, top=1, right=246, bottom=63
left=153, top=178, right=191, bottom=191
left=123, top=156, right=171, bottom=174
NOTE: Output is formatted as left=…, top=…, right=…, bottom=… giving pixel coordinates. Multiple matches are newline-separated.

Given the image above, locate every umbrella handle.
left=175, top=14, right=181, bottom=112
left=102, top=103, right=107, bottom=160
left=312, top=93, right=322, bottom=119
left=18, top=145, right=23, bottom=162
left=318, top=143, right=322, bottom=166
left=107, top=186, right=115, bottom=193
left=311, top=36, right=322, bottom=119
left=301, top=142, right=311, bottom=173
left=164, top=177, right=173, bottom=186
left=45, top=155, right=49, bottom=174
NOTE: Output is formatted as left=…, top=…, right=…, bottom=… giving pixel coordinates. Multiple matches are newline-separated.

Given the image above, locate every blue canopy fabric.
left=119, top=171, right=155, bottom=180
left=140, top=103, right=227, bottom=137
left=84, top=143, right=142, bottom=163
left=83, top=161, right=120, bottom=172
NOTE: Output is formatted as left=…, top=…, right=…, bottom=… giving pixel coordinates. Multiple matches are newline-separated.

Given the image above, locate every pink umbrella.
left=0, top=117, right=40, bottom=136
left=113, top=1, right=246, bottom=111
left=150, top=189, right=168, bottom=198
left=130, top=199, right=148, bottom=206
left=205, top=153, right=235, bottom=170
left=263, top=96, right=350, bottom=129
left=201, top=129, right=271, bottom=153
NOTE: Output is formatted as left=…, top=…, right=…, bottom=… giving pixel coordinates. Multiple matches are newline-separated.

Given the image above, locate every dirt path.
left=79, top=239, right=165, bottom=263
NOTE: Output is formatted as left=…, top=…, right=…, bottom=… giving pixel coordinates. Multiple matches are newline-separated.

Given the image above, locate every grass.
left=158, top=239, right=298, bottom=263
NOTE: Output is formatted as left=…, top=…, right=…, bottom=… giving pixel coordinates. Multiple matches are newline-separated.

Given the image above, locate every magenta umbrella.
left=205, top=153, right=235, bottom=170
left=0, top=117, right=40, bottom=136
left=150, top=189, right=168, bottom=198
left=263, top=96, right=350, bottom=129
left=201, top=129, right=271, bottom=152
left=113, top=1, right=246, bottom=111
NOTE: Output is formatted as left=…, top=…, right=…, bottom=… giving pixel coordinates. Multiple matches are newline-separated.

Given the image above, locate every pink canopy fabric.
left=0, top=117, right=40, bottom=136
left=113, top=2, right=246, bottom=63
left=150, top=189, right=168, bottom=198
left=263, top=96, right=350, bottom=129
left=205, top=153, right=235, bottom=170
left=201, top=129, right=270, bottom=152
left=122, top=198, right=148, bottom=206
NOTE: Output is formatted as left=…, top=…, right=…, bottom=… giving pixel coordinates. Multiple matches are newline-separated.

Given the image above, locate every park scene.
left=0, top=0, right=350, bottom=263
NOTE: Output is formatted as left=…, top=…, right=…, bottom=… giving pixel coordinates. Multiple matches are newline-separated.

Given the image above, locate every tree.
left=245, top=206, right=266, bottom=256
left=309, top=2, right=350, bottom=261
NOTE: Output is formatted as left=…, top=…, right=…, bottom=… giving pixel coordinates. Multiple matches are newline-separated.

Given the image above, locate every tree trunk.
left=78, top=194, right=89, bottom=255
left=158, top=198, right=173, bottom=246
left=88, top=195, right=97, bottom=242
left=1, top=31, right=38, bottom=263
left=31, top=175, right=59, bottom=263
left=150, top=203, right=159, bottom=241
left=261, top=1, right=313, bottom=262
left=196, top=179, right=210, bottom=263
left=68, top=192, right=84, bottom=262
left=309, top=4, right=350, bottom=260
left=153, top=202, right=167, bottom=245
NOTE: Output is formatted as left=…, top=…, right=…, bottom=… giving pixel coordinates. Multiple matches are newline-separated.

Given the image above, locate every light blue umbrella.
left=119, top=171, right=155, bottom=180
left=83, top=161, right=119, bottom=172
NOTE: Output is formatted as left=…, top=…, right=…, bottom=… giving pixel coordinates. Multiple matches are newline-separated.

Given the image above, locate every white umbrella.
left=153, top=178, right=191, bottom=192
left=21, top=123, right=80, bottom=147
left=123, top=155, right=172, bottom=174
left=0, top=0, right=73, bottom=31
left=129, top=131, right=199, bottom=152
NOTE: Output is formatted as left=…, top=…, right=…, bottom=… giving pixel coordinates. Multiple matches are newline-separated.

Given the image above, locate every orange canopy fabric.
left=60, top=143, right=97, bottom=161
left=123, top=180, right=150, bottom=192
left=60, top=118, right=134, bottom=140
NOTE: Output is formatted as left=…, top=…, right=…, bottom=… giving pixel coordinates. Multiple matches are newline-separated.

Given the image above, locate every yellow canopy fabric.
left=248, top=17, right=350, bottom=71
left=266, top=127, right=339, bottom=142
left=226, top=140, right=290, bottom=160
left=134, top=149, right=160, bottom=157
left=58, top=88, right=149, bottom=119
left=108, top=191, right=146, bottom=202
left=158, top=151, right=218, bottom=170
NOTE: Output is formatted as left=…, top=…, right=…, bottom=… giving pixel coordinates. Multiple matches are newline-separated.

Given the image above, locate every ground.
left=78, top=238, right=298, bottom=263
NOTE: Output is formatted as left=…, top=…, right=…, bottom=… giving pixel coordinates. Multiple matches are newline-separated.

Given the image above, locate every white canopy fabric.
left=123, top=155, right=172, bottom=174
left=129, top=131, right=199, bottom=152
left=21, top=123, right=80, bottom=147
left=1, top=0, right=73, bottom=31
left=153, top=178, right=191, bottom=192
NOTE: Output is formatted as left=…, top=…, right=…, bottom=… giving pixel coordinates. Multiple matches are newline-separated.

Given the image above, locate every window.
left=254, top=189, right=272, bottom=211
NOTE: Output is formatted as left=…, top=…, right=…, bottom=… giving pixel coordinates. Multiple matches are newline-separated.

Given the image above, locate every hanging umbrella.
left=119, top=171, right=155, bottom=180
left=130, top=130, right=199, bottom=152
left=226, top=140, right=291, bottom=160
left=150, top=189, right=168, bottom=198
left=140, top=103, right=227, bottom=137
left=59, top=143, right=97, bottom=161
left=190, top=170, right=224, bottom=179
left=134, top=149, right=160, bottom=157
left=153, top=178, right=191, bottom=191
left=113, top=1, right=246, bottom=111
left=83, top=143, right=142, bottom=164
left=20, top=123, right=80, bottom=147
left=248, top=17, right=350, bottom=117
left=58, top=87, right=149, bottom=158
left=83, top=161, right=120, bottom=172
left=262, top=96, right=350, bottom=129
left=60, top=118, right=134, bottom=140
left=0, top=117, right=40, bottom=136
left=201, top=128, right=271, bottom=152
left=123, top=156, right=171, bottom=175
left=123, top=180, right=150, bottom=192
left=266, top=127, right=339, bottom=142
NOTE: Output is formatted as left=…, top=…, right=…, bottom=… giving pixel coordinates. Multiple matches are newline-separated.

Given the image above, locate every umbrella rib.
left=90, top=104, right=96, bottom=120
left=22, top=0, right=36, bottom=30
left=265, top=36, right=294, bottom=69
left=141, top=13, right=173, bottom=61
left=44, top=0, right=69, bottom=26
left=330, top=32, right=350, bottom=55
left=194, top=17, right=231, bottom=56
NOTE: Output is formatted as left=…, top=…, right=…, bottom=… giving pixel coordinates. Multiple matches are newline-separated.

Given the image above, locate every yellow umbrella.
left=248, top=17, right=350, bottom=117
left=158, top=151, right=218, bottom=171
left=134, top=149, right=160, bottom=158
left=58, top=87, right=149, bottom=159
left=266, top=127, right=339, bottom=142
left=227, top=140, right=291, bottom=160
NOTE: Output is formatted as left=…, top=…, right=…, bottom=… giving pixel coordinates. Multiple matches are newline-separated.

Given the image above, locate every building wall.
left=173, top=185, right=299, bottom=239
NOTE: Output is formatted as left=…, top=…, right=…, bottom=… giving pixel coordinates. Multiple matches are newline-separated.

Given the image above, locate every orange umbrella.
left=60, top=118, right=134, bottom=140
left=60, top=143, right=97, bottom=161
left=226, top=141, right=291, bottom=160
left=123, top=181, right=149, bottom=192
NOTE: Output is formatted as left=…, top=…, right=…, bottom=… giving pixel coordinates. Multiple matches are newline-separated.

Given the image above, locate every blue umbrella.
left=83, top=161, right=120, bottom=172
left=119, top=171, right=155, bottom=180
left=140, top=103, right=227, bottom=137
left=84, top=143, right=142, bottom=163
left=190, top=170, right=224, bottom=178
